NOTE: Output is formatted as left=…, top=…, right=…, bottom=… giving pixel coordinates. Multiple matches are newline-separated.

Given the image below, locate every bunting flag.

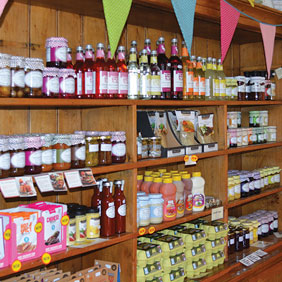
left=171, top=0, right=197, bottom=55
left=220, top=0, right=240, bottom=62
left=260, top=23, right=276, bottom=79
left=102, top=0, right=132, bottom=55
left=248, top=0, right=255, bottom=7
left=0, top=0, right=8, bottom=17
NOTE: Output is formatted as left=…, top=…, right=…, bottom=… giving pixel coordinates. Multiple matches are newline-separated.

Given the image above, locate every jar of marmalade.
left=111, top=131, right=126, bottom=163
left=10, top=56, right=25, bottom=98
left=53, top=134, right=71, bottom=171
left=0, top=136, right=10, bottom=178
left=24, top=135, right=42, bottom=175
left=45, top=37, right=68, bottom=68
left=9, top=136, right=25, bottom=176
left=43, top=68, right=59, bottom=98
left=71, top=134, right=85, bottom=168
left=98, top=135, right=112, bottom=166
left=41, top=134, right=53, bottom=172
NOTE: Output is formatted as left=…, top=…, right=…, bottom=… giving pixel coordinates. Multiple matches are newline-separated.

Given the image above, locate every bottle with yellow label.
left=194, top=57, right=205, bottom=100
left=86, top=207, right=100, bottom=239
left=212, top=58, right=219, bottom=99
left=75, top=209, right=87, bottom=242
left=205, top=57, right=215, bottom=100
left=217, top=58, right=226, bottom=100
left=139, top=49, right=151, bottom=100
left=150, top=50, right=161, bottom=99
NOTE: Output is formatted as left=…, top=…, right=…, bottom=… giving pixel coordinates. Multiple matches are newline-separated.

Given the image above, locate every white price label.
left=64, top=170, right=83, bottom=189
left=0, top=178, right=19, bottom=198
left=34, top=175, right=54, bottom=192
left=254, top=250, right=268, bottom=257
left=211, top=206, right=224, bottom=221
left=239, top=257, right=254, bottom=267
left=247, top=254, right=261, bottom=262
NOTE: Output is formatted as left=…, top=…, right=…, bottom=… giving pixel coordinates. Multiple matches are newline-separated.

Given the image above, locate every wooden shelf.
left=227, top=186, right=282, bottom=209
left=91, top=162, right=136, bottom=175
left=227, top=142, right=282, bottom=155
left=0, top=232, right=135, bottom=278
left=137, top=209, right=212, bottom=236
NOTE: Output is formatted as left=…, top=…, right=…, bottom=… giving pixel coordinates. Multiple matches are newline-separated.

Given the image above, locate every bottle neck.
left=157, top=43, right=165, bottom=55
left=103, top=186, right=111, bottom=196
left=67, top=53, right=72, bottom=62
left=107, top=50, right=112, bottom=60
left=182, top=47, right=188, bottom=57
left=76, top=52, right=84, bottom=62
left=118, top=51, right=126, bottom=62
left=96, top=48, right=105, bottom=59
left=144, top=45, right=151, bottom=55
left=85, top=49, right=93, bottom=60
left=171, top=45, right=178, bottom=56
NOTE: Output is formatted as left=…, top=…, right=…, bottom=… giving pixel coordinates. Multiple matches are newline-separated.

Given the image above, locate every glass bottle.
left=131, top=40, right=138, bottom=64
left=205, top=57, right=215, bottom=100
left=182, top=41, right=193, bottom=101
left=83, top=44, right=95, bottom=99
left=139, top=49, right=151, bottom=100
left=150, top=50, right=161, bottom=99
left=212, top=58, right=219, bottom=100
left=116, top=46, right=128, bottom=99
left=94, top=43, right=108, bottom=99
left=202, top=58, right=207, bottom=72
left=217, top=59, right=226, bottom=100
left=101, top=182, right=116, bottom=237
left=74, top=46, right=84, bottom=98
left=114, top=180, right=126, bottom=234
left=157, top=37, right=171, bottom=99
left=107, top=45, right=118, bottom=99
left=91, top=180, right=102, bottom=215
left=169, top=38, right=183, bottom=100
left=144, top=38, right=151, bottom=63
left=194, top=56, right=205, bottom=100
left=127, top=47, right=139, bottom=100
left=66, top=48, right=73, bottom=69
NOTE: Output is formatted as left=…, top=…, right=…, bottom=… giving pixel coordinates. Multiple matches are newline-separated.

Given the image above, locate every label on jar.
left=0, top=68, right=11, bottom=87
left=228, top=187, right=235, bottom=196
left=128, top=72, right=139, bottom=97
left=245, top=233, right=250, bottom=239
left=250, top=134, right=257, bottom=142
left=137, top=141, right=142, bottom=155
left=152, top=205, right=162, bottom=218
left=262, top=223, right=269, bottom=233
left=44, top=77, right=59, bottom=94
left=89, top=144, right=98, bottom=153
left=76, top=73, right=83, bottom=95
left=112, top=143, right=126, bottom=157
left=79, top=219, right=86, bottom=239
left=164, top=200, right=176, bottom=218
left=106, top=203, right=115, bottom=219
left=51, top=46, right=67, bottom=62
left=193, top=77, right=199, bottom=95
left=12, top=69, right=25, bottom=88
left=230, top=238, right=235, bottom=245
left=219, top=79, right=226, bottom=96
left=0, top=153, right=10, bottom=170
left=61, top=148, right=71, bottom=163
left=101, top=144, right=112, bottom=152
left=68, top=220, right=76, bottom=242
left=118, top=204, right=126, bottom=216
left=161, top=70, right=171, bottom=92
left=118, top=72, right=128, bottom=94
left=235, top=184, right=241, bottom=194
left=173, top=70, right=183, bottom=92
left=25, top=71, right=43, bottom=88
left=274, top=219, right=278, bottom=229
left=239, top=236, right=243, bottom=242
left=243, top=135, right=248, bottom=145
left=264, top=177, right=268, bottom=186
left=75, top=146, right=85, bottom=161
left=242, top=183, right=249, bottom=192
left=42, top=149, right=53, bottom=165
left=84, top=71, right=94, bottom=94
left=231, top=137, right=237, bottom=145
left=186, top=71, right=194, bottom=93
left=140, top=206, right=150, bottom=220
left=251, top=77, right=261, bottom=92
left=249, top=181, right=254, bottom=191
left=26, top=150, right=42, bottom=166
left=107, top=71, right=118, bottom=94
left=274, top=174, right=280, bottom=183
left=60, top=77, right=75, bottom=94
left=11, top=151, right=25, bottom=168
left=98, top=71, right=108, bottom=93
left=254, top=180, right=261, bottom=190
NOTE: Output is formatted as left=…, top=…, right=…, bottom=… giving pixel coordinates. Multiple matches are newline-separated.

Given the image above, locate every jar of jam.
left=41, top=134, right=53, bottom=172
left=0, top=136, right=10, bottom=178
left=236, top=76, right=246, bottom=101
left=0, top=53, right=11, bottom=97
left=10, top=56, right=25, bottom=98
left=250, top=72, right=261, bottom=101
left=45, top=37, right=68, bottom=68
left=148, top=137, right=161, bottom=158
left=52, top=134, right=71, bottom=171
left=24, top=135, right=42, bottom=175
left=248, top=172, right=255, bottom=195
left=240, top=173, right=249, bottom=198
left=261, top=216, right=269, bottom=237
left=228, top=228, right=235, bottom=254
left=59, top=69, right=75, bottom=98
left=242, top=227, right=250, bottom=249
left=271, top=211, right=278, bottom=232
left=9, top=136, right=25, bottom=176
left=268, top=214, right=274, bottom=235
left=98, top=135, right=112, bottom=166
left=24, top=58, right=44, bottom=98
left=71, top=134, right=85, bottom=168
left=43, top=68, right=59, bottom=98
left=235, top=228, right=244, bottom=251
left=141, top=137, right=149, bottom=159
left=244, top=72, right=251, bottom=99
left=111, top=131, right=126, bottom=163
left=85, top=136, right=99, bottom=167
left=137, top=136, right=142, bottom=160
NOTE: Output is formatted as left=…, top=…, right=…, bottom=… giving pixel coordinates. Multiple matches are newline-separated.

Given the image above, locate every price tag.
left=184, top=155, right=198, bottom=166
left=34, top=174, right=54, bottom=192
left=34, top=222, right=43, bottom=233
left=4, top=228, right=11, bottom=240
left=42, top=253, right=51, bottom=265
left=64, top=170, right=83, bottom=189
left=273, top=232, right=282, bottom=238
left=211, top=206, right=224, bottom=221
left=0, top=178, right=19, bottom=198
left=247, top=253, right=261, bottom=263
left=239, top=257, right=254, bottom=267
left=254, top=249, right=268, bottom=257
left=139, top=228, right=146, bottom=236
left=11, top=260, right=22, bottom=272
left=148, top=227, right=156, bottom=234
left=61, top=215, right=70, bottom=226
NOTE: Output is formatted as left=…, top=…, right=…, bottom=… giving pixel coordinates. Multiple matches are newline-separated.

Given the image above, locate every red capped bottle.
left=66, top=48, right=73, bottom=69
left=106, top=45, right=118, bottom=99
left=116, top=46, right=128, bottom=99
left=114, top=180, right=126, bottom=234
left=74, top=46, right=84, bottom=98
left=83, top=44, right=95, bottom=99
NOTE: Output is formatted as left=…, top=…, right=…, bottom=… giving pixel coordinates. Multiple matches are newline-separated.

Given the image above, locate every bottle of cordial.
left=66, top=48, right=73, bottom=69
left=127, top=47, right=139, bottom=100
left=116, top=46, right=128, bottom=99
left=139, top=49, right=151, bottom=100
left=106, top=45, right=118, bottom=99
left=74, top=46, right=84, bottom=98
left=83, top=44, right=95, bottom=99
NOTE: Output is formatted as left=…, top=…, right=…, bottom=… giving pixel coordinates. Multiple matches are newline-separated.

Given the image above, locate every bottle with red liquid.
left=114, top=180, right=126, bottom=234
left=91, top=180, right=102, bottom=215
left=83, top=44, right=95, bottom=99
left=106, top=45, right=118, bottom=99
left=157, top=37, right=171, bottom=99
left=169, top=38, right=183, bottom=100
left=144, top=39, right=151, bottom=63
left=116, top=46, right=128, bottom=99
left=74, top=46, right=84, bottom=98
left=101, top=181, right=115, bottom=236
left=66, top=48, right=73, bottom=69
left=94, top=43, right=108, bottom=99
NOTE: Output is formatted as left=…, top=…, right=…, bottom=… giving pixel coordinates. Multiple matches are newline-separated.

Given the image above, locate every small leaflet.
left=239, top=257, right=254, bottom=267
left=64, top=170, right=83, bottom=189
left=246, top=253, right=261, bottom=263
left=211, top=206, right=224, bottom=221
left=273, top=232, right=282, bottom=239
left=0, top=178, right=19, bottom=198
left=254, top=249, right=268, bottom=257
left=79, top=169, right=96, bottom=187
left=49, top=172, right=67, bottom=191
left=34, top=174, right=54, bottom=193
left=16, top=176, right=37, bottom=197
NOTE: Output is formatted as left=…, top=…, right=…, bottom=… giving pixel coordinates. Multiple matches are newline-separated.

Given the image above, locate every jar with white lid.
left=59, top=69, right=76, bottom=98
left=10, top=56, right=25, bottom=98
left=149, top=193, right=164, bottom=224
left=24, top=58, right=44, bottom=97
left=139, top=196, right=150, bottom=226
left=267, top=126, right=276, bottom=142
left=43, top=67, right=59, bottom=98
left=45, top=37, right=68, bottom=68
left=0, top=53, right=11, bottom=97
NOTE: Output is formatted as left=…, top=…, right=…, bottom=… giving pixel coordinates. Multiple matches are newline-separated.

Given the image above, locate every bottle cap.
left=85, top=44, right=93, bottom=50
left=192, top=172, right=201, bottom=177
left=182, top=174, right=191, bottom=179
left=153, top=177, right=162, bottom=183
left=76, top=46, right=83, bottom=52
left=172, top=175, right=182, bottom=181
left=141, top=49, right=147, bottom=55
left=171, top=38, right=178, bottom=44
left=96, top=43, right=104, bottom=48
left=158, top=37, right=165, bottom=43
left=144, top=39, right=151, bottom=44
left=67, top=48, right=72, bottom=53
left=137, top=175, right=143, bottom=181
left=129, top=47, right=136, bottom=53
left=163, top=178, right=172, bottom=184
left=131, top=40, right=137, bottom=46
left=144, top=176, right=153, bottom=182
left=118, top=46, right=126, bottom=52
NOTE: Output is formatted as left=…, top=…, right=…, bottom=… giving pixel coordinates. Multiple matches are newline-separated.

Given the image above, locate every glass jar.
left=98, top=135, right=112, bottom=166
left=267, top=214, right=274, bottom=235
left=240, top=173, right=249, bottom=198
left=228, top=129, right=237, bottom=148
left=148, top=137, right=161, bottom=158
left=45, top=37, right=68, bottom=68
left=149, top=193, right=164, bottom=224
left=235, top=228, right=244, bottom=251
left=250, top=73, right=261, bottom=101
left=261, top=216, right=269, bottom=237
left=236, top=128, right=242, bottom=147
left=248, top=128, right=257, bottom=145
left=249, top=111, right=259, bottom=127
left=111, top=131, right=126, bottom=163
left=231, top=78, right=238, bottom=100
left=241, top=128, right=248, bottom=146
left=267, top=126, right=276, bottom=142
left=0, top=53, right=11, bottom=97
left=257, top=128, right=264, bottom=144
left=259, top=111, right=268, bottom=127
left=141, top=137, right=149, bottom=159
left=0, top=136, right=10, bottom=178
left=86, top=207, right=100, bottom=239
left=24, top=135, right=42, bottom=175
left=228, top=228, right=236, bottom=254
left=9, top=136, right=25, bottom=176
left=52, top=134, right=71, bottom=171
left=71, top=134, right=85, bottom=169
left=273, top=167, right=281, bottom=187
left=41, top=134, right=53, bottom=172
left=233, top=175, right=241, bottom=199
left=236, top=76, right=246, bottom=101
left=10, top=56, right=25, bottom=98
left=139, top=195, right=150, bottom=227
left=137, top=136, right=142, bottom=160
left=43, top=67, right=59, bottom=98
left=271, top=211, right=278, bottom=232
left=228, top=177, right=235, bottom=202
left=85, top=136, right=99, bottom=167
left=24, top=58, right=44, bottom=97
left=253, top=171, right=261, bottom=194
left=237, top=112, right=241, bottom=128
left=248, top=172, right=255, bottom=195
left=59, top=69, right=75, bottom=98
left=227, top=112, right=238, bottom=129
left=242, top=227, right=250, bottom=249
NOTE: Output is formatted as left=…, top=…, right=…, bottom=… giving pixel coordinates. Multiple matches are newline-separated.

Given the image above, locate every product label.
left=118, top=204, right=126, bottom=216
left=42, top=149, right=53, bottom=165
left=61, top=148, right=71, bottom=163
left=107, top=71, right=118, bottom=93
left=106, top=204, right=115, bottom=219
left=173, top=70, right=183, bottom=91
left=12, top=70, right=25, bottom=88
left=118, top=72, right=128, bottom=94
left=44, top=208, right=62, bottom=246
left=140, top=73, right=150, bottom=97
left=112, top=143, right=126, bottom=157
left=140, top=206, right=150, bottom=221
left=88, top=218, right=100, bottom=237
left=228, top=187, right=235, bottom=196
left=101, top=143, right=112, bottom=152
left=242, top=183, right=249, bottom=193
left=160, top=70, right=171, bottom=92
left=128, top=72, right=139, bottom=97
left=185, top=194, right=193, bottom=211
left=76, top=72, right=83, bottom=95
left=249, top=181, right=254, bottom=191
left=98, top=71, right=108, bottom=93
left=186, top=71, right=194, bottom=93
left=262, top=223, right=269, bottom=233
left=75, top=146, right=86, bottom=161
left=214, top=79, right=220, bottom=96
left=79, top=219, right=87, bottom=239
left=254, top=180, right=261, bottom=190
left=25, top=150, right=42, bottom=166
left=205, top=78, right=210, bottom=97
left=0, top=68, right=11, bottom=87
left=0, top=153, right=10, bottom=170
left=68, top=221, right=76, bottom=243
left=199, top=77, right=205, bottom=96
left=251, top=77, right=261, bottom=92
left=176, top=197, right=184, bottom=215
left=25, top=71, right=43, bottom=88
left=164, top=200, right=176, bottom=218
left=60, top=77, right=75, bottom=94
left=193, top=77, right=199, bottom=95
left=235, top=184, right=240, bottom=195
left=192, top=194, right=205, bottom=209
left=85, top=71, right=94, bottom=94
left=51, top=46, right=67, bottom=62
left=150, top=75, right=161, bottom=95
left=89, top=144, right=99, bottom=153
left=219, top=79, right=226, bottom=96
left=44, top=77, right=59, bottom=94
left=11, top=152, right=25, bottom=168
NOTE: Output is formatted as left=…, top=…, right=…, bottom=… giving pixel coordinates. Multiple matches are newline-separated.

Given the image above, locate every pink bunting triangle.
left=0, top=0, right=8, bottom=18
left=260, top=23, right=276, bottom=79
left=220, top=0, right=240, bottom=62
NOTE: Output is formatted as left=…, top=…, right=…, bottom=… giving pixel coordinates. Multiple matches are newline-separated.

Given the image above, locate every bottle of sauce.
left=182, top=174, right=193, bottom=214
left=191, top=172, right=205, bottom=212
left=83, top=44, right=95, bottom=99
left=150, top=50, right=161, bottom=99
left=66, top=48, right=73, bottom=69
left=106, top=45, right=118, bottom=99
left=157, top=37, right=171, bottom=100
left=159, top=178, right=176, bottom=221
left=144, top=38, right=151, bottom=63
left=101, top=181, right=115, bottom=236
left=74, top=46, right=84, bottom=98
left=94, top=43, right=108, bottom=99
left=114, top=180, right=126, bottom=234
left=172, top=175, right=184, bottom=218
left=140, top=176, right=153, bottom=194
left=194, top=56, right=205, bottom=100
left=182, top=41, right=193, bottom=100
left=137, top=175, right=143, bottom=191
left=91, top=180, right=102, bottom=215
left=169, top=38, right=183, bottom=100
left=150, top=177, right=162, bottom=193
left=116, top=46, right=128, bottom=99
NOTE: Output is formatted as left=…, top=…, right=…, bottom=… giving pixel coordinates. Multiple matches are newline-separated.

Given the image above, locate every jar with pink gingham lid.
left=43, top=68, right=59, bottom=98
left=45, top=37, right=68, bottom=68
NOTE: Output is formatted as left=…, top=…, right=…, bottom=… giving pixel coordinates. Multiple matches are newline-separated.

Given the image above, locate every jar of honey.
left=52, top=134, right=71, bottom=171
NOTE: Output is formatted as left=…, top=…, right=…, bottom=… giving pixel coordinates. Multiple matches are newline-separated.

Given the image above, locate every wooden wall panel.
left=127, top=24, right=145, bottom=55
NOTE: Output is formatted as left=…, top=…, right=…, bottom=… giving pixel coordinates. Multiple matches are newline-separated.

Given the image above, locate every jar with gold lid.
left=0, top=53, right=11, bottom=97
left=10, top=56, right=25, bottom=98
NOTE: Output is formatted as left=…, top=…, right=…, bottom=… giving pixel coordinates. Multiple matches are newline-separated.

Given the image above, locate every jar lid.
left=24, top=136, right=42, bottom=149
left=149, top=136, right=161, bottom=141
left=111, top=131, right=126, bottom=142
left=9, top=136, right=24, bottom=150
left=0, top=136, right=9, bottom=151
left=74, top=131, right=86, bottom=136
left=100, top=131, right=111, bottom=136
left=153, top=177, right=162, bottom=183
left=137, top=175, right=143, bottom=181
left=99, top=135, right=111, bottom=140
left=25, top=58, right=44, bottom=71
left=182, top=174, right=191, bottom=179
left=0, top=53, right=11, bottom=68
left=87, top=207, right=99, bottom=214
left=163, top=178, right=172, bottom=184
left=192, top=172, right=201, bottom=177
left=149, top=193, right=163, bottom=199
left=10, top=56, right=25, bottom=68
left=41, top=134, right=54, bottom=147
left=45, top=37, right=68, bottom=48
left=71, top=134, right=85, bottom=145
left=137, top=192, right=146, bottom=197
left=144, top=171, right=153, bottom=176
left=144, top=176, right=153, bottom=182
left=172, top=175, right=181, bottom=181
left=52, top=134, right=71, bottom=146
left=59, top=68, right=75, bottom=78
left=43, top=67, right=59, bottom=77
left=86, top=131, right=100, bottom=137
left=158, top=169, right=167, bottom=173
left=86, top=136, right=99, bottom=141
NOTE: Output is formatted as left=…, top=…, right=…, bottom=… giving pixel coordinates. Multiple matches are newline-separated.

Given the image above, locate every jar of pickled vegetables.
left=41, top=134, right=53, bottom=172
left=52, top=134, right=71, bottom=171
left=85, top=136, right=99, bottom=167
left=24, top=135, right=42, bottom=175
left=98, top=135, right=112, bottom=166
left=0, top=136, right=10, bottom=178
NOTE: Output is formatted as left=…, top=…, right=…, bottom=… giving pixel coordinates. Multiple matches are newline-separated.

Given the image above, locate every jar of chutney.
left=111, top=131, right=126, bottom=163
left=85, top=136, right=99, bottom=167
left=10, top=56, right=25, bottom=98
left=71, top=134, right=85, bottom=169
left=45, top=37, right=68, bottom=68
left=9, top=136, right=25, bottom=176
left=43, top=67, right=59, bottom=98
left=24, top=135, right=42, bottom=175
left=41, top=134, right=53, bottom=172
left=98, top=135, right=112, bottom=166
left=0, top=136, right=10, bottom=178
left=52, top=134, right=71, bottom=171
left=235, top=228, right=244, bottom=252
